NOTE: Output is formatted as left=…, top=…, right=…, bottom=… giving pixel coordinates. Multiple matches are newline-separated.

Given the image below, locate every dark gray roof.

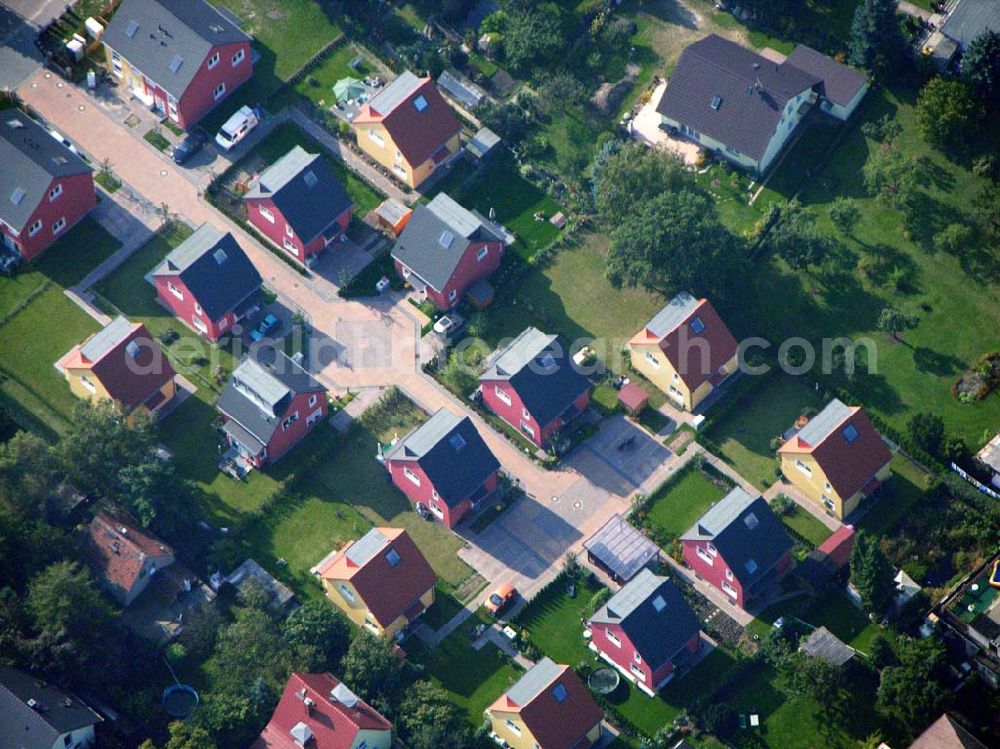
left=103, top=0, right=249, bottom=99
left=0, top=112, right=91, bottom=232
left=785, top=45, right=867, bottom=106
left=384, top=409, right=500, bottom=508
left=799, top=626, right=855, bottom=666
left=217, top=349, right=325, bottom=445
left=590, top=569, right=700, bottom=670
left=391, top=192, right=502, bottom=291
left=505, top=657, right=561, bottom=706
left=153, top=224, right=261, bottom=321
left=657, top=34, right=819, bottom=161
left=480, top=327, right=590, bottom=428
left=942, top=0, right=1000, bottom=47
left=797, top=398, right=852, bottom=446
left=584, top=514, right=660, bottom=581
left=438, top=69, right=487, bottom=108
left=0, top=666, right=102, bottom=749
left=244, top=146, right=352, bottom=245
left=681, top=488, right=792, bottom=586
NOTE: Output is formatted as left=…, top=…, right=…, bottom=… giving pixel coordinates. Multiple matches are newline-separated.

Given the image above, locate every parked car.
left=172, top=130, right=207, bottom=165
left=484, top=582, right=516, bottom=616
left=249, top=313, right=279, bottom=341
left=433, top=312, right=465, bottom=338
left=215, top=106, right=259, bottom=151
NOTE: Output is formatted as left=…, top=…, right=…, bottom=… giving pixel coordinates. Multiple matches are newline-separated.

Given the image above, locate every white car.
left=215, top=106, right=259, bottom=151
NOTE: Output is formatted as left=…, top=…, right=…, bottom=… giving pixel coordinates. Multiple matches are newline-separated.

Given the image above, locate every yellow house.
left=310, top=527, right=436, bottom=639
left=487, top=658, right=604, bottom=749
left=628, top=292, right=740, bottom=412
left=352, top=70, right=462, bottom=189
left=58, top=316, right=176, bottom=423
left=779, top=399, right=893, bottom=519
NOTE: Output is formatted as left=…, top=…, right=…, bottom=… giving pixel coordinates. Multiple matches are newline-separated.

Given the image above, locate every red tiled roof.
left=253, top=672, right=392, bottom=749
left=85, top=514, right=174, bottom=597
left=628, top=298, right=738, bottom=392
left=314, top=528, right=437, bottom=628
left=817, top=524, right=855, bottom=569
left=780, top=408, right=892, bottom=500
left=354, top=77, right=460, bottom=168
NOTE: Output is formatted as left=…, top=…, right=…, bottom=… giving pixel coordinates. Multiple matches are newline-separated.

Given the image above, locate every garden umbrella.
left=333, top=77, right=365, bottom=102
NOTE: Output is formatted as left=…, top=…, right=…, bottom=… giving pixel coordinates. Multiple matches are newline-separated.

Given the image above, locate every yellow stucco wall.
left=322, top=578, right=434, bottom=638
left=488, top=710, right=600, bottom=749
left=629, top=345, right=737, bottom=411
left=65, top=365, right=112, bottom=403
left=781, top=451, right=892, bottom=519
left=354, top=124, right=459, bottom=188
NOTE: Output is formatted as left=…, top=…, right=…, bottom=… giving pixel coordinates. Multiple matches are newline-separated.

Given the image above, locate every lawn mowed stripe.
left=514, top=576, right=603, bottom=665
left=780, top=505, right=831, bottom=547
left=644, top=466, right=727, bottom=539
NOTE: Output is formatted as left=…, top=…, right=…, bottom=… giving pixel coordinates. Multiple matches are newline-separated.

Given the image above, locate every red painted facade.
left=682, top=541, right=792, bottom=609
left=4, top=172, right=96, bottom=262
left=246, top=196, right=351, bottom=265
left=223, top=390, right=328, bottom=467
left=590, top=622, right=699, bottom=692
left=395, top=237, right=504, bottom=310
left=152, top=273, right=255, bottom=342
left=385, top=457, right=499, bottom=529
left=480, top=380, right=590, bottom=449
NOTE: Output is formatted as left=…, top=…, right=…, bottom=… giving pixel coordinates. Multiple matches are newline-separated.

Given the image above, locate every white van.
left=215, top=106, right=259, bottom=151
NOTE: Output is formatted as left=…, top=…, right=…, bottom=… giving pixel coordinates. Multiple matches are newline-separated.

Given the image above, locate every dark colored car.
left=172, top=130, right=207, bottom=165
left=249, top=313, right=280, bottom=342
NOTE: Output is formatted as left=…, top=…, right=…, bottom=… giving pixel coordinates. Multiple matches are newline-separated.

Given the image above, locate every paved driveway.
left=0, top=3, right=44, bottom=89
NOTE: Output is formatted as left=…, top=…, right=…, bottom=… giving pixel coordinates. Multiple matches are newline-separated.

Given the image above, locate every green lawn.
left=780, top=505, right=831, bottom=547
left=143, top=128, right=170, bottom=151
left=750, top=591, right=882, bottom=654
left=284, top=41, right=377, bottom=109
left=857, top=455, right=929, bottom=538
left=514, top=577, right=604, bottom=665
left=643, top=467, right=727, bottom=539
left=704, top=374, right=822, bottom=491
left=422, top=587, right=466, bottom=631
left=693, top=162, right=762, bottom=235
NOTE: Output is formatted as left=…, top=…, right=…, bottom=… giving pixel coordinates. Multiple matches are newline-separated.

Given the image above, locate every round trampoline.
left=162, top=684, right=199, bottom=718
left=588, top=667, right=621, bottom=695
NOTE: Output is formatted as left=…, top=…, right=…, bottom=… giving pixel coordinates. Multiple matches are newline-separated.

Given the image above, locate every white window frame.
left=194, top=302, right=203, bottom=316
left=630, top=663, right=646, bottom=680
left=493, top=386, right=511, bottom=407
left=48, top=183, right=63, bottom=201
left=231, top=48, right=245, bottom=66
left=367, top=129, right=384, bottom=147
left=404, top=467, right=421, bottom=486
left=52, top=217, right=66, bottom=235
left=504, top=719, right=521, bottom=737
left=477, top=246, right=488, bottom=261
left=520, top=420, right=535, bottom=438
left=796, top=459, right=812, bottom=477
left=393, top=163, right=406, bottom=177
left=696, top=545, right=714, bottom=566
left=258, top=204, right=275, bottom=223
left=219, top=316, right=228, bottom=331
left=111, top=51, right=122, bottom=76
left=167, top=95, right=178, bottom=120
left=309, top=394, right=317, bottom=407
left=430, top=502, right=444, bottom=518
left=28, top=219, right=42, bottom=237
left=605, top=629, right=621, bottom=648
left=285, top=224, right=294, bottom=237
left=706, top=542, right=717, bottom=557
left=79, top=374, right=97, bottom=393
left=721, top=580, right=738, bottom=598
left=394, top=148, right=403, bottom=162
left=644, top=350, right=660, bottom=368
left=725, top=567, right=733, bottom=581
left=282, top=411, right=300, bottom=431
left=207, top=51, right=219, bottom=69
left=213, top=82, right=226, bottom=101
left=191, top=315, right=208, bottom=333
left=338, top=583, right=355, bottom=603
left=633, top=650, right=641, bottom=663
left=283, top=237, right=298, bottom=255
left=167, top=281, right=184, bottom=300
left=448, top=289, right=457, bottom=302
left=823, top=495, right=836, bottom=512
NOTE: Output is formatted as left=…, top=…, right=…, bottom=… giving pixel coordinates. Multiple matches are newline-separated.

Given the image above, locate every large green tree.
left=592, top=142, right=691, bottom=227
left=915, top=77, right=980, bottom=147
left=766, top=201, right=835, bottom=271
left=213, top=608, right=289, bottom=688
left=877, top=638, right=949, bottom=725
left=282, top=600, right=351, bottom=672
left=399, top=680, right=473, bottom=749
left=116, top=458, right=198, bottom=539
left=829, top=197, right=861, bottom=238
left=500, top=7, right=565, bottom=72
left=26, top=561, right=112, bottom=639
left=962, top=30, right=1000, bottom=103
left=863, top=142, right=918, bottom=209
left=849, top=0, right=907, bottom=74
left=907, top=411, right=945, bottom=455
left=0, top=431, right=61, bottom=519
left=164, top=722, right=217, bottom=749
left=340, top=631, right=404, bottom=716
left=849, top=531, right=895, bottom=615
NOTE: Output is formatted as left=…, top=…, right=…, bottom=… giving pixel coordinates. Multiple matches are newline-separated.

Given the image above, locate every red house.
left=151, top=223, right=261, bottom=341
left=391, top=192, right=505, bottom=310
left=217, top=350, right=327, bottom=468
left=382, top=408, right=501, bottom=528
left=0, top=112, right=95, bottom=263
left=253, top=672, right=393, bottom=749
left=681, top=487, right=793, bottom=609
left=587, top=568, right=701, bottom=695
left=102, top=0, right=253, bottom=129
left=244, top=146, right=353, bottom=266
left=479, top=327, right=591, bottom=450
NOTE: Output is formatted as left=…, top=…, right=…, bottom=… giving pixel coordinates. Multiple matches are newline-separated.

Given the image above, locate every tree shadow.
left=915, top=155, right=956, bottom=193
left=958, top=242, right=1000, bottom=284
left=640, top=0, right=700, bottom=30
left=902, top=192, right=958, bottom=252
left=912, top=346, right=964, bottom=376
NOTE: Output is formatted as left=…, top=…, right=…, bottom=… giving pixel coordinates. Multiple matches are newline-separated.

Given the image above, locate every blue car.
left=249, top=313, right=279, bottom=341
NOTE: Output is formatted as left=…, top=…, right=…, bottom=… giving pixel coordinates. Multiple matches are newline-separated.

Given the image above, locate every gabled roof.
left=799, top=626, right=855, bottom=666
left=0, top=666, right=102, bottom=749
left=383, top=408, right=500, bottom=508
left=153, top=224, right=261, bottom=321
left=681, top=488, right=792, bottom=585
left=779, top=399, right=892, bottom=500
left=391, top=192, right=503, bottom=291
left=0, top=111, right=92, bottom=233
left=217, top=349, right=325, bottom=446
left=941, top=0, right=1000, bottom=47
left=629, top=292, right=739, bottom=392
left=85, top=513, right=174, bottom=599
left=253, top=672, right=392, bottom=749
left=656, top=34, right=819, bottom=161
left=480, top=327, right=590, bottom=428
left=244, top=146, right=353, bottom=245
left=102, top=0, right=249, bottom=99
left=590, top=569, right=700, bottom=671
left=311, top=528, right=437, bottom=628
left=909, top=714, right=988, bottom=749
left=489, top=658, right=604, bottom=749
left=353, top=71, right=461, bottom=167
left=784, top=45, right=867, bottom=106
left=63, top=316, right=176, bottom=411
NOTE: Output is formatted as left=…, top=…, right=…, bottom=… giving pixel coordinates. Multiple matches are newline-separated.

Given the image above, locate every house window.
left=630, top=663, right=646, bottom=680
left=672, top=372, right=680, bottom=382
left=111, top=51, right=122, bottom=75
left=644, top=350, right=660, bottom=368
left=219, top=317, right=228, bottom=331
left=213, top=82, right=226, bottom=101
left=48, top=183, right=63, bottom=201
left=285, top=224, right=294, bottom=237
left=194, top=303, right=203, bottom=316
left=207, top=52, right=219, bottom=69
left=477, top=246, right=488, bottom=261
left=309, top=394, right=317, bottom=407
left=395, top=148, right=403, bottom=162
left=633, top=651, right=641, bottom=663
left=167, top=95, right=178, bottom=120
left=404, top=467, right=421, bottom=486
left=52, top=217, right=66, bottom=235
left=825, top=481, right=832, bottom=491
left=721, top=580, right=738, bottom=598
left=393, top=163, right=406, bottom=177
left=522, top=407, right=531, bottom=421
left=432, top=489, right=440, bottom=501
left=231, top=48, right=245, bottom=66
left=283, top=237, right=298, bottom=255
left=605, top=629, right=621, bottom=647
left=282, top=411, right=300, bottom=431
left=696, top=545, right=714, bottom=566
left=706, top=542, right=717, bottom=556
left=28, top=219, right=42, bottom=237
left=367, top=129, right=384, bottom=147
left=430, top=502, right=444, bottom=518
left=258, top=204, right=275, bottom=223
left=192, top=315, right=208, bottom=333
left=338, top=584, right=355, bottom=603
left=795, top=460, right=812, bottom=477
left=520, top=420, right=534, bottom=438
left=493, top=386, right=511, bottom=406
left=504, top=719, right=521, bottom=736
left=167, top=281, right=183, bottom=300
left=725, top=567, right=733, bottom=581
left=448, top=289, right=457, bottom=301
left=823, top=495, right=836, bottom=512
left=79, top=374, right=96, bottom=393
